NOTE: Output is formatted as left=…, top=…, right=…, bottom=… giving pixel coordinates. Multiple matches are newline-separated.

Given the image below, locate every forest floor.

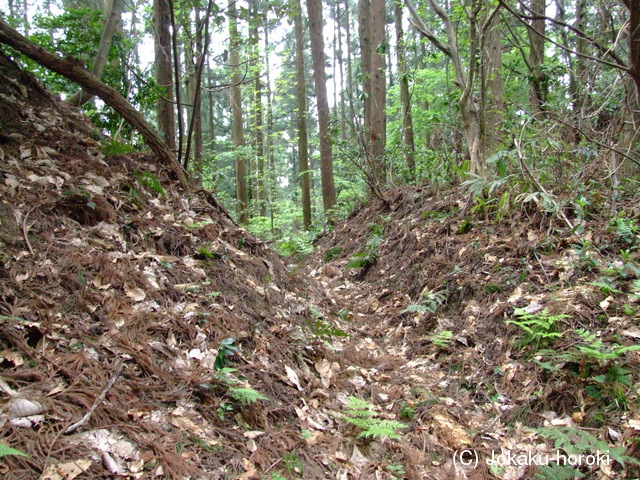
left=1, top=54, right=640, bottom=480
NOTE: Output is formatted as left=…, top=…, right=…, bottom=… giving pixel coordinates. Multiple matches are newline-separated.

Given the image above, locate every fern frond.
left=229, top=387, right=268, bottom=405
left=356, top=420, right=406, bottom=439
left=0, top=443, right=28, bottom=458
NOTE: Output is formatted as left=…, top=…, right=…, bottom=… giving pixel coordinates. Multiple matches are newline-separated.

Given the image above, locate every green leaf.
left=229, top=387, right=268, bottom=405
left=0, top=443, right=28, bottom=458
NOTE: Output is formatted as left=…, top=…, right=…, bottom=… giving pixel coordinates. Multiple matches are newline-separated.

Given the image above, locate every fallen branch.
left=65, top=359, right=125, bottom=434
left=0, top=19, right=189, bottom=188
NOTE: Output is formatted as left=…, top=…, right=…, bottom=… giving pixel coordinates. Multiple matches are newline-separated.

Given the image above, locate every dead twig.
left=64, top=359, right=125, bottom=434
left=16, top=206, right=35, bottom=256
left=514, top=137, right=578, bottom=236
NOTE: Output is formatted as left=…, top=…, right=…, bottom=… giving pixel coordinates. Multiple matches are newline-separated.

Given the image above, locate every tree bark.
left=295, top=0, right=312, bottom=229
left=153, top=0, right=176, bottom=151
left=249, top=0, right=266, bottom=217
left=228, top=0, right=249, bottom=224
left=264, top=23, right=277, bottom=225
left=527, top=0, right=546, bottom=114
left=0, top=18, right=188, bottom=186
left=369, top=0, right=386, bottom=185
left=482, top=0, right=503, bottom=154
left=358, top=0, right=372, bottom=149
left=66, top=0, right=123, bottom=107
left=624, top=0, right=640, bottom=98
left=406, top=0, right=487, bottom=175
left=306, top=0, right=337, bottom=213
left=394, top=0, right=415, bottom=178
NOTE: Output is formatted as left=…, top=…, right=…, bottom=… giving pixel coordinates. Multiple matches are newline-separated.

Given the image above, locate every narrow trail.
left=303, top=264, right=487, bottom=480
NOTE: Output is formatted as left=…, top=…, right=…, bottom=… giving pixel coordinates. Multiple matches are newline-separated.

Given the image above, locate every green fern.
left=346, top=250, right=377, bottom=269
left=535, top=462, right=585, bottom=480
left=341, top=396, right=406, bottom=440
left=574, top=329, right=640, bottom=363
left=507, top=308, right=566, bottom=350
left=535, top=426, right=639, bottom=468
left=431, top=330, right=453, bottom=347
left=610, top=216, right=639, bottom=244
left=630, top=279, right=640, bottom=301
left=402, top=289, right=447, bottom=315
left=0, top=443, right=28, bottom=458
left=229, top=387, right=269, bottom=405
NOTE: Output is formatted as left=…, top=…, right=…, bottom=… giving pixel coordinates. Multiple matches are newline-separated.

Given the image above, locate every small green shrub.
left=324, top=246, right=343, bottom=262
left=346, top=224, right=384, bottom=270
left=402, top=289, right=447, bottom=315
left=134, top=170, right=165, bottom=197
left=507, top=308, right=566, bottom=350
left=101, top=137, right=136, bottom=156
left=431, top=330, right=453, bottom=347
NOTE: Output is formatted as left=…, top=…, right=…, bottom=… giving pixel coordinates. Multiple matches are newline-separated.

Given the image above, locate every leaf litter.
left=1, top=53, right=640, bottom=480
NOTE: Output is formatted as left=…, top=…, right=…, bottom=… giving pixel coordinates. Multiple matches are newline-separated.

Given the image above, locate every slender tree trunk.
left=0, top=19, right=187, bottom=185
left=264, top=24, right=276, bottom=223
left=228, top=0, right=248, bottom=224
left=624, top=0, right=640, bottom=98
left=406, top=0, right=486, bottom=175
left=207, top=68, right=215, bottom=150
left=528, top=0, right=546, bottom=114
left=295, top=0, right=312, bottom=229
left=193, top=8, right=203, bottom=174
left=22, top=0, right=28, bottom=35
left=345, top=0, right=357, bottom=137
left=306, top=0, right=337, bottom=213
left=336, top=0, right=347, bottom=140
left=183, top=7, right=204, bottom=174
left=358, top=0, right=372, bottom=147
left=249, top=0, right=266, bottom=216
left=66, top=0, right=122, bottom=107
left=482, top=0, right=503, bottom=155
left=169, top=0, right=184, bottom=161
left=369, top=0, right=386, bottom=185
left=573, top=0, right=588, bottom=120
left=394, top=0, right=415, bottom=177
left=153, top=0, right=176, bottom=151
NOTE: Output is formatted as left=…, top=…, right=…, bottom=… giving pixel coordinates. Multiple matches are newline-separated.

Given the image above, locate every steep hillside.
left=0, top=54, right=342, bottom=479
left=306, top=185, right=640, bottom=479
left=2, top=51, right=640, bottom=480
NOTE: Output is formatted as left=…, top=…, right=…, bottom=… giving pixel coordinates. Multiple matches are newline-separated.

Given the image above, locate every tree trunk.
left=369, top=0, right=386, bottom=185
left=358, top=0, right=372, bottom=149
left=482, top=0, right=503, bottom=155
left=207, top=68, right=215, bottom=151
left=336, top=0, right=347, bottom=140
left=394, top=0, right=415, bottom=178
left=306, top=0, right=337, bottom=213
left=295, top=0, right=312, bottom=229
left=228, top=0, right=248, bottom=224
left=406, top=0, right=486, bottom=175
left=66, top=0, right=123, bottom=107
left=528, top=0, right=546, bottom=114
left=0, top=18, right=188, bottom=186
left=264, top=24, right=276, bottom=222
left=192, top=8, right=204, bottom=174
left=345, top=0, right=358, bottom=138
left=153, top=0, right=176, bottom=151
left=249, top=0, right=266, bottom=217
left=623, top=0, right=640, bottom=98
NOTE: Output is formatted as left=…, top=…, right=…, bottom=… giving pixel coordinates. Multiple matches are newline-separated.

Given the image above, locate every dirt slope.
left=305, top=186, right=640, bottom=479
left=0, top=53, right=345, bottom=479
